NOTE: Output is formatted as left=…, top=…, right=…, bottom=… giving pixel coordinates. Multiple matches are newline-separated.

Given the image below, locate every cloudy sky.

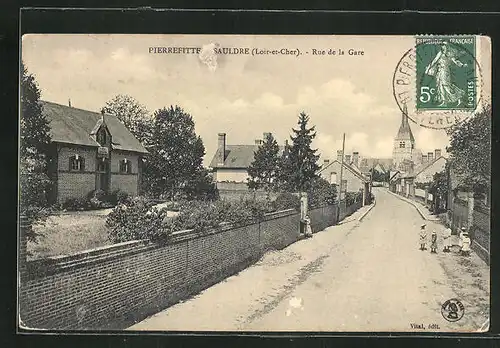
left=22, top=34, right=452, bottom=165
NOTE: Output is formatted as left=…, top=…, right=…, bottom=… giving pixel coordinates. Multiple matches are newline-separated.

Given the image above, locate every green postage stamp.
left=416, top=36, right=476, bottom=111
left=393, top=35, right=486, bottom=129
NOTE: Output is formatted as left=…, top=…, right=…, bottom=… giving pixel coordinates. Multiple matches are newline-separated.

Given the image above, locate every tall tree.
left=143, top=106, right=205, bottom=199
left=428, top=168, right=449, bottom=214
left=20, top=62, right=51, bottom=162
left=247, top=133, right=280, bottom=192
left=101, top=94, right=151, bottom=144
left=446, top=105, right=491, bottom=195
left=279, top=112, right=320, bottom=191
left=20, top=62, right=53, bottom=238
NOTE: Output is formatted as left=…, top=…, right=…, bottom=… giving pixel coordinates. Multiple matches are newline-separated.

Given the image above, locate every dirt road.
left=129, top=188, right=489, bottom=332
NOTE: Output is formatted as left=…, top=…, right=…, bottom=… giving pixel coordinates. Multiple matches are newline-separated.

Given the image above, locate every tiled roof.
left=42, top=101, right=147, bottom=154
left=404, top=156, right=447, bottom=178
left=210, top=144, right=284, bottom=169
left=318, top=159, right=369, bottom=183
left=359, top=158, right=393, bottom=173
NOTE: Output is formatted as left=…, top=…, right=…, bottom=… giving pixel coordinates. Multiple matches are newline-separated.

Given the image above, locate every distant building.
left=319, top=150, right=371, bottom=200
left=392, top=104, right=417, bottom=171
left=389, top=148, right=447, bottom=198
left=359, top=157, right=393, bottom=175
left=209, top=132, right=286, bottom=190
left=42, top=101, right=148, bottom=204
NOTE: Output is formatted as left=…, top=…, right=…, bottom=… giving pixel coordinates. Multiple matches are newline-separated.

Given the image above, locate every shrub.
left=87, top=189, right=106, bottom=202
left=273, top=192, right=301, bottom=211
left=105, top=189, right=130, bottom=206
left=19, top=170, right=53, bottom=239
left=62, top=197, right=89, bottom=211
left=345, top=191, right=363, bottom=206
left=307, top=177, right=337, bottom=208
left=106, top=196, right=277, bottom=243
left=106, top=196, right=168, bottom=243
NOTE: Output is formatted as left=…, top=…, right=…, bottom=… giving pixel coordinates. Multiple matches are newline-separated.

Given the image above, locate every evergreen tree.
left=280, top=112, right=320, bottom=191
left=20, top=62, right=53, bottom=238
left=20, top=62, right=51, bottom=163
left=247, top=133, right=280, bottom=192
left=142, top=106, right=205, bottom=199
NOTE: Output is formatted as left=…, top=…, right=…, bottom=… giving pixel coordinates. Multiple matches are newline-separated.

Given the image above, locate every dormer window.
left=97, top=128, right=107, bottom=146
left=399, top=141, right=406, bottom=148
left=69, top=154, right=85, bottom=171
left=119, top=159, right=132, bottom=174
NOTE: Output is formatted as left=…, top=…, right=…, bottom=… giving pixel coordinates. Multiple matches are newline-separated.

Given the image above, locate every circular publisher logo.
left=441, top=298, right=465, bottom=322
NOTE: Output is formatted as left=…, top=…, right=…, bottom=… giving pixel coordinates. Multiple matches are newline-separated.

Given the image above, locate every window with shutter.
left=69, top=155, right=85, bottom=171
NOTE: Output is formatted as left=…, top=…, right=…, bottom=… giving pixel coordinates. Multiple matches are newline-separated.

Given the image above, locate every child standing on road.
left=304, top=215, right=313, bottom=238
left=443, top=224, right=452, bottom=252
left=430, top=230, right=438, bottom=253
left=459, top=227, right=467, bottom=248
left=461, top=233, right=471, bottom=256
left=419, top=224, right=427, bottom=250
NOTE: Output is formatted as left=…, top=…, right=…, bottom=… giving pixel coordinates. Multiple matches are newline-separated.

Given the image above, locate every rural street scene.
left=19, top=34, right=490, bottom=333
left=129, top=188, right=489, bottom=332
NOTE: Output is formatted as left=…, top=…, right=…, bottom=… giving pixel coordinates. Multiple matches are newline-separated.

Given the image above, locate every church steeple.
left=392, top=103, right=416, bottom=171
left=395, top=104, right=415, bottom=143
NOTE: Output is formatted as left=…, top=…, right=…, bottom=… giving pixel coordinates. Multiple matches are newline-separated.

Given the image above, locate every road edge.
left=358, top=199, right=376, bottom=222
left=386, top=189, right=440, bottom=221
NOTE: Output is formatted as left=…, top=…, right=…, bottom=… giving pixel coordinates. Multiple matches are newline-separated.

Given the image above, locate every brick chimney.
left=337, top=150, right=343, bottom=163
left=345, top=154, right=352, bottom=164
left=323, top=159, right=330, bottom=167
left=422, top=154, right=428, bottom=163
left=427, top=151, right=434, bottom=162
left=217, top=133, right=226, bottom=165
left=352, top=151, right=359, bottom=167
left=435, top=149, right=442, bottom=159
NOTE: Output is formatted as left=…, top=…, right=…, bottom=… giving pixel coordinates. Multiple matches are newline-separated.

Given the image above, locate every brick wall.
left=19, top=202, right=361, bottom=330
left=58, top=172, right=96, bottom=203
left=450, top=200, right=469, bottom=234
left=472, top=208, right=490, bottom=263
left=111, top=174, right=138, bottom=196
left=58, top=146, right=96, bottom=172
left=111, top=151, right=139, bottom=174
left=57, top=146, right=97, bottom=203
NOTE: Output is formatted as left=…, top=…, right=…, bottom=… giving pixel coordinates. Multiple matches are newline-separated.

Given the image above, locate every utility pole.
left=337, top=133, right=345, bottom=222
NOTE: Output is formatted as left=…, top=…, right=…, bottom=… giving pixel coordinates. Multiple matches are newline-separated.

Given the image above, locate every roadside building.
left=209, top=132, right=286, bottom=199
left=43, top=101, right=148, bottom=204
left=319, top=150, right=371, bottom=203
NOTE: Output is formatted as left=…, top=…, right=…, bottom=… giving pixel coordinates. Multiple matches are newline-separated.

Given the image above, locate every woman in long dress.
left=424, top=42, right=468, bottom=107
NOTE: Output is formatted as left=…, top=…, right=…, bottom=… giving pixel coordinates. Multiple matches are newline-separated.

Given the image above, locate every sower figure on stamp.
left=419, top=224, right=427, bottom=250
left=443, top=223, right=452, bottom=252
left=424, top=42, right=468, bottom=107
left=430, top=230, right=438, bottom=253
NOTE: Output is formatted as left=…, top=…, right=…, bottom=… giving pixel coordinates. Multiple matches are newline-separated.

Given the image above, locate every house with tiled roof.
left=318, top=150, right=370, bottom=202
left=389, top=149, right=447, bottom=198
left=209, top=132, right=286, bottom=191
left=42, top=101, right=148, bottom=204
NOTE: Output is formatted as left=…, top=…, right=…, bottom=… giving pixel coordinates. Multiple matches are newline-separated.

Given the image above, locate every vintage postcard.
left=18, top=34, right=491, bottom=332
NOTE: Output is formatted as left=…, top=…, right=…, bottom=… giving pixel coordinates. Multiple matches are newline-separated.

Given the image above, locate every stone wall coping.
left=24, top=208, right=301, bottom=279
